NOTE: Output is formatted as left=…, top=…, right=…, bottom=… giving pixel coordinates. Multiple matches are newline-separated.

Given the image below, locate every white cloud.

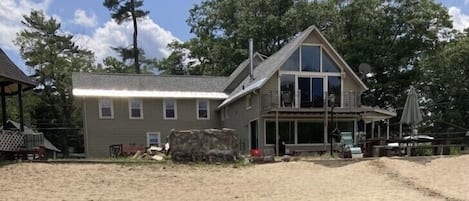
left=0, top=0, right=52, bottom=51
left=74, top=17, right=179, bottom=64
left=448, top=7, right=469, bottom=32
left=73, top=9, right=97, bottom=28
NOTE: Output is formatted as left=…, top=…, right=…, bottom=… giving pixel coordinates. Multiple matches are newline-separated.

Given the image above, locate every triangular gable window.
left=322, top=51, right=340, bottom=72
left=281, top=48, right=299, bottom=71
left=280, top=45, right=341, bottom=73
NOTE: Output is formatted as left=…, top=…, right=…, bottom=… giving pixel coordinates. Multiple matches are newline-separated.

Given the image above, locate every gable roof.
left=72, top=72, right=228, bottom=99
left=0, top=48, right=35, bottom=95
left=218, top=25, right=368, bottom=108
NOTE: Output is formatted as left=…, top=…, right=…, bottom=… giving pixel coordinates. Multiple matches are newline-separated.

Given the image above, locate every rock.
left=263, top=156, right=275, bottom=163
left=282, top=155, right=291, bottom=162
left=151, top=155, right=164, bottom=161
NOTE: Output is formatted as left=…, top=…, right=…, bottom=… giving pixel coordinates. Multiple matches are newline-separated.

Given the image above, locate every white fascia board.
left=73, top=89, right=228, bottom=99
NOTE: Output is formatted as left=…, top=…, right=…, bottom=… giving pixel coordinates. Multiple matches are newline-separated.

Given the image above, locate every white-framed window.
left=221, top=108, right=225, bottom=121
left=225, top=106, right=230, bottom=119
left=246, top=94, right=253, bottom=110
left=197, top=99, right=210, bottom=120
left=163, top=100, right=177, bottom=120
left=128, top=99, right=143, bottom=119
left=98, top=98, right=114, bottom=119
left=146, top=132, right=161, bottom=147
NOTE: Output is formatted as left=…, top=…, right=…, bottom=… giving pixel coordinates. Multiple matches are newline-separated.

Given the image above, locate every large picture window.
left=98, top=99, right=113, bottom=119
left=164, top=100, right=177, bottom=120
left=297, top=121, right=324, bottom=144
left=279, top=45, right=342, bottom=73
left=128, top=99, right=143, bottom=119
left=265, top=121, right=296, bottom=145
left=301, top=46, right=321, bottom=72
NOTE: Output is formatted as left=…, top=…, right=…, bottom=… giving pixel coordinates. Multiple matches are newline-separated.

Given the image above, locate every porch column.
left=324, top=94, right=328, bottom=149
left=371, top=121, right=375, bottom=139
left=275, top=110, right=279, bottom=156
left=18, top=84, right=24, bottom=131
left=386, top=119, right=390, bottom=140
left=1, top=85, right=6, bottom=127
left=399, top=123, right=403, bottom=138
left=378, top=124, right=381, bottom=139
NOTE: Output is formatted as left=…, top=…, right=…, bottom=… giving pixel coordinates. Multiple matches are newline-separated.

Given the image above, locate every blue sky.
left=0, top=0, right=468, bottom=74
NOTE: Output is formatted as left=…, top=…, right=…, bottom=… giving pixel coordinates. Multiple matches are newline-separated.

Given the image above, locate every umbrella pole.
left=399, top=123, right=402, bottom=139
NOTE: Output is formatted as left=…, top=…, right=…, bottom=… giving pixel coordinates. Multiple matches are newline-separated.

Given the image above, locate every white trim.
left=128, top=98, right=144, bottom=119
left=73, top=89, right=228, bottom=99
left=146, top=132, right=161, bottom=147
left=98, top=98, right=114, bottom=119
left=196, top=99, right=210, bottom=120
left=163, top=99, right=177, bottom=120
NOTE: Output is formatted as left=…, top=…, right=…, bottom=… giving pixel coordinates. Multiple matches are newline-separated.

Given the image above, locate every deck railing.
left=261, top=90, right=361, bottom=113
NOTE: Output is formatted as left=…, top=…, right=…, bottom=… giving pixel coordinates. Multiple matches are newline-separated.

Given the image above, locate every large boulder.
left=169, top=128, right=238, bottom=162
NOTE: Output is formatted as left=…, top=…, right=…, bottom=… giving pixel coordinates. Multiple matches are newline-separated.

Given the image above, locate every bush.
left=414, top=145, right=432, bottom=156
left=450, top=147, right=461, bottom=155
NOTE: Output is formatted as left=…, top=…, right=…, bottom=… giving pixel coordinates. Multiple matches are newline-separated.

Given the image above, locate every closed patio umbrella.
left=399, top=86, right=423, bottom=138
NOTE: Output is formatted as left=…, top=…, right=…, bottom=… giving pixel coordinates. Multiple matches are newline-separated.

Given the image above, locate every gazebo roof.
left=0, top=48, right=35, bottom=95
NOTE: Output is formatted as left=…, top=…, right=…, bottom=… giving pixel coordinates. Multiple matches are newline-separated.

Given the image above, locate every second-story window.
left=128, top=99, right=143, bottom=119
left=98, top=98, right=114, bottom=119
left=164, top=100, right=177, bottom=120
left=197, top=100, right=209, bottom=120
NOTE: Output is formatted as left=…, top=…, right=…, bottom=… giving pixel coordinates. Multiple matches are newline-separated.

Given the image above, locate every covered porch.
left=258, top=106, right=396, bottom=156
left=0, top=48, right=38, bottom=159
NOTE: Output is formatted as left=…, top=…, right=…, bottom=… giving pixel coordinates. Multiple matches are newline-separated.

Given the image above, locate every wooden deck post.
left=275, top=110, right=279, bottom=156
left=1, top=85, right=6, bottom=127
left=18, top=84, right=24, bottom=131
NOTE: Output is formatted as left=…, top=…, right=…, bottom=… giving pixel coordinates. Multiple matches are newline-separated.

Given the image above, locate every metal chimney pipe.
left=249, top=38, right=254, bottom=81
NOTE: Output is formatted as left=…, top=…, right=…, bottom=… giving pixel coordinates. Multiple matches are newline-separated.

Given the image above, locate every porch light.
left=329, top=93, right=336, bottom=157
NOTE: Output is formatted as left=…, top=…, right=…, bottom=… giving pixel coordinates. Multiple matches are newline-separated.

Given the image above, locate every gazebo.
left=0, top=48, right=36, bottom=154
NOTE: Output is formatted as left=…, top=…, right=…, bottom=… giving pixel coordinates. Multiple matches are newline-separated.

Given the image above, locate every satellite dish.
left=358, top=63, right=372, bottom=78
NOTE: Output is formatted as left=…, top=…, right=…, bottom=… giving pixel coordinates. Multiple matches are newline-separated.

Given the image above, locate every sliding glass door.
left=298, top=77, right=323, bottom=108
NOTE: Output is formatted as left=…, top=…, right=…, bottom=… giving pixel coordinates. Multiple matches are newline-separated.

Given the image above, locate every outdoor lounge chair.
left=340, top=132, right=363, bottom=158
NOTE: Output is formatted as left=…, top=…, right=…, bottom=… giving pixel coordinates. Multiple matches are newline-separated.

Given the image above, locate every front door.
left=250, top=120, right=258, bottom=149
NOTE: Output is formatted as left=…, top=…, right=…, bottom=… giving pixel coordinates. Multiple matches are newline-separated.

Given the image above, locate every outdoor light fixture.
left=329, top=93, right=336, bottom=157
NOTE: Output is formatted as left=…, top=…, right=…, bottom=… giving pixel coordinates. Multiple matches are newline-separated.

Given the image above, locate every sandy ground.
left=1, top=155, right=469, bottom=201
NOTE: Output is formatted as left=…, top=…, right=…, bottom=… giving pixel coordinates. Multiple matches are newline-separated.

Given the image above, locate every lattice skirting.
left=0, top=130, right=24, bottom=151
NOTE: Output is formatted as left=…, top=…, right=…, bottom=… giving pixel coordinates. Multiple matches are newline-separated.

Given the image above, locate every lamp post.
left=329, top=94, right=336, bottom=157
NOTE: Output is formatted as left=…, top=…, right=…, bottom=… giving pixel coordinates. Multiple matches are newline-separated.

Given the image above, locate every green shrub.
left=414, top=146, right=432, bottom=156
left=450, top=147, right=461, bottom=155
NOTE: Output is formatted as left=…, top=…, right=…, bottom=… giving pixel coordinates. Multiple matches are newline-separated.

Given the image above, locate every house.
left=73, top=25, right=396, bottom=158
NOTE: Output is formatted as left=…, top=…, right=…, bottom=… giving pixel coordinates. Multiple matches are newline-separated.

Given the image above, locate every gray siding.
left=221, top=92, right=260, bottom=154
left=83, top=98, right=221, bottom=158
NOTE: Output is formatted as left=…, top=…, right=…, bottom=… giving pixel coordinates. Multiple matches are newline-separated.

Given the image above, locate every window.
left=246, top=94, right=253, bottom=109
left=197, top=100, right=209, bottom=120
left=280, top=74, right=295, bottom=107
left=163, top=100, right=177, bottom=120
left=279, top=45, right=342, bottom=73
left=301, top=45, right=320, bottom=72
left=265, top=121, right=295, bottom=145
left=128, top=99, right=143, bottom=119
left=297, top=121, right=324, bottom=144
left=98, top=99, right=113, bottom=119
left=221, top=108, right=225, bottom=121
left=328, top=76, right=341, bottom=107
left=322, top=51, right=340, bottom=72
left=146, top=132, right=161, bottom=147
left=225, top=106, right=230, bottom=119
left=281, top=48, right=299, bottom=71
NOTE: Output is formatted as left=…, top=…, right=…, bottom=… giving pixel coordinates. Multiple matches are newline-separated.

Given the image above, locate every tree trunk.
left=130, top=0, right=140, bottom=74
